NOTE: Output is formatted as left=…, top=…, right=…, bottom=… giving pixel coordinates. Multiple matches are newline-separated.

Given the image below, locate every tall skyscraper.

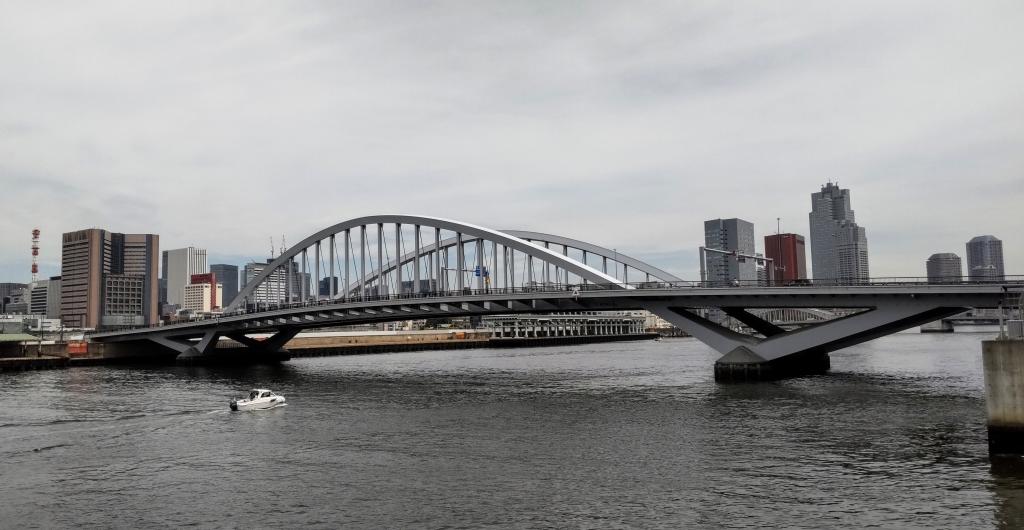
left=210, top=264, right=240, bottom=307
left=162, top=247, right=207, bottom=307
left=926, top=253, right=962, bottom=284
left=703, top=218, right=756, bottom=285
left=764, top=233, right=807, bottom=284
left=809, top=182, right=869, bottom=281
left=60, top=229, right=159, bottom=329
left=966, top=235, right=1004, bottom=281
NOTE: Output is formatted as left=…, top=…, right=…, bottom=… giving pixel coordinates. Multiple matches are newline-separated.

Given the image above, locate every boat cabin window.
left=249, top=391, right=259, bottom=399
left=261, top=392, right=271, bottom=398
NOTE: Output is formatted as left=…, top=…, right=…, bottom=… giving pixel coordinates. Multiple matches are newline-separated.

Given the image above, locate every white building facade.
left=183, top=282, right=223, bottom=313
left=162, top=247, right=207, bottom=307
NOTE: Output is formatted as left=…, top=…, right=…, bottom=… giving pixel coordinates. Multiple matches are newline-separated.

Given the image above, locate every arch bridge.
left=90, top=215, right=1021, bottom=381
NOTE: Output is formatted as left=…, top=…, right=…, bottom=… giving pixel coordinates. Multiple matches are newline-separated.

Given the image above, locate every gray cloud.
left=0, top=1, right=1021, bottom=282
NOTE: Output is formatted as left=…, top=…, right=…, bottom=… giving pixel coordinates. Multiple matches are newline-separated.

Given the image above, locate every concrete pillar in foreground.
left=983, top=339, right=1024, bottom=455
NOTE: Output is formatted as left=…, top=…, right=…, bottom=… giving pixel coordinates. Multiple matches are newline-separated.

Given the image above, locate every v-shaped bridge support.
left=146, top=328, right=298, bottom=363
left=643, top=299, right=970, bottom=381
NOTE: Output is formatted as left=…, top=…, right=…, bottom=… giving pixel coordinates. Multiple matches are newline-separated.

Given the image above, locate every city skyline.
left=1, top=2, right=1021, bottom=281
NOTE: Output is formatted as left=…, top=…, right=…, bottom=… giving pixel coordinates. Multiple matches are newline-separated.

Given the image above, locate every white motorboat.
left=230, top=389, right=286, bottom=411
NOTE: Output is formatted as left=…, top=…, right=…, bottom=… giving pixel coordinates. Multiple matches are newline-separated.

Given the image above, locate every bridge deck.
left=91, top=283, right=1019, bottom=342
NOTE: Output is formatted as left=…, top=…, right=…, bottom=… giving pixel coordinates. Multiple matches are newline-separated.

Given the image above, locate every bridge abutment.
left=983, top=339, right=1024, bottom=456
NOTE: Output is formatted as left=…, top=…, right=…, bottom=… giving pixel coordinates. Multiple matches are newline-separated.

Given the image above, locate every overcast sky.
left=1, top=1, right=1021, bottom=282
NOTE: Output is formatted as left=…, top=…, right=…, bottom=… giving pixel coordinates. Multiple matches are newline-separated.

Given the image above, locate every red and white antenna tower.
left=31, top=228, right=40, bottom=283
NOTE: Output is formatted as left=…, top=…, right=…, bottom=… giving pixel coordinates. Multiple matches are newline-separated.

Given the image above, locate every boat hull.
left=229, top=396, right=286, bottom=411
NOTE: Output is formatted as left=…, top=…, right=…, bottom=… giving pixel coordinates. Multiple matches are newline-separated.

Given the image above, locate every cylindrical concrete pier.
left=982, top=339, right=1024, bottom=455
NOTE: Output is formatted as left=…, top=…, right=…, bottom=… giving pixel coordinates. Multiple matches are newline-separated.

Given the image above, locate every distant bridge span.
left=90, top=215, right=1022, bottom=381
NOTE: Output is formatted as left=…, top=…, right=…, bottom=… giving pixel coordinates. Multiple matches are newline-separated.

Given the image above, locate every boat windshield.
left=261, top=392, right=271, bottom=398
left=249, top=391, right=258, bottom=399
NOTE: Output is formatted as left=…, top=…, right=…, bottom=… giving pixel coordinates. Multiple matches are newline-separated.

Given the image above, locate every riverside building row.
left=45, top=229, right=244, bottom=330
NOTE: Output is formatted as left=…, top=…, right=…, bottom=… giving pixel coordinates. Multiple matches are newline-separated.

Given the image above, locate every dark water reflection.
left=2, top=332, right=1023, bottom=528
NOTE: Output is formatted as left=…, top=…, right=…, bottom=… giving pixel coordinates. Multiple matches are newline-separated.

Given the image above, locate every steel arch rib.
left=227, top=215, right=628, bottom=312
left=501, top=230, right=683, bottom=283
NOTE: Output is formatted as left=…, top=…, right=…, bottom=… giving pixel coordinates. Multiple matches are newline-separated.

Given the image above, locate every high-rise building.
left=764, top=233, right=807, bottom=284
left=318, top=277, right=338, bottom=297
left=28, top=279, right=51, bottom=315
left=210, top=264, right=239, bottom=307
left=60, top=229, right=158, bottom=329
left=966, top=235, right=1004, bottom=281
left=809, top=183, right=869, bottom=281
left=162, top=247, right=207, bottom=308
left=755, top=254, right=769, bottom=286
left=4, top=297, right=29, bottom=314
left=703, top=218, right=756, bottom=285
left=1, top=282, right=27, bottom=313
left=46, top=276, right=61, bottom=319
left=400, top=279, right=438, bottom=294
left=190, top=273, right=221, bottom=308
left=926, top=253, right=962, bottom=284
left=241, top=260, right=307, bottom=305
left=183, top=273, right=223, bottom=313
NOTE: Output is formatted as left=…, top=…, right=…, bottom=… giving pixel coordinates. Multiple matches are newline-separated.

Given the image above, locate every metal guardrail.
left=87, top=276, right=1024, bottom=337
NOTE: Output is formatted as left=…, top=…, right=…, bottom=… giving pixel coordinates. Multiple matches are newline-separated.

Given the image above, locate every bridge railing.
left=87, top=276, right=1024, bottom=337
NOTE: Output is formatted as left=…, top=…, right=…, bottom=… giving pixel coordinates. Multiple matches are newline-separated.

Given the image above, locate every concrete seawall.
left=282, top=330, right=492, bottom=357
left=286, top=331, right=659, bottom=357
left=2, top=330, right=659, bottom=369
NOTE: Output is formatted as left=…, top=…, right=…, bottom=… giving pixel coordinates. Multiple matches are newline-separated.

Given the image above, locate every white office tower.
left=162, top=247, right=208, bottom=307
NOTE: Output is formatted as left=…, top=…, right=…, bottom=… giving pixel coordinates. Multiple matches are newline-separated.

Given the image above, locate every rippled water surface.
left=4, top=332, right=1024, bottom=528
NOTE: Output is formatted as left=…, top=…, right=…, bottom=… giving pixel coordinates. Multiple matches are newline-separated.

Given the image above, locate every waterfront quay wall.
left=265, top=330, right=492, bottom=357
left=242, top=330, right=658, bottom=358
left=1, top=329, right=657, bottom=369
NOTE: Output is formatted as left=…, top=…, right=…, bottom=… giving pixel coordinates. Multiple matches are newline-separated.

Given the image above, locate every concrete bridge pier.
left=983, top=338, right=1024, bottom=456
left=713, top=348, right=830, bottom=382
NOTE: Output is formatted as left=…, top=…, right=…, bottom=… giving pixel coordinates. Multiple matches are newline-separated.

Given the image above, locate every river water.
left=3, top=332, right=1024, bottom=528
